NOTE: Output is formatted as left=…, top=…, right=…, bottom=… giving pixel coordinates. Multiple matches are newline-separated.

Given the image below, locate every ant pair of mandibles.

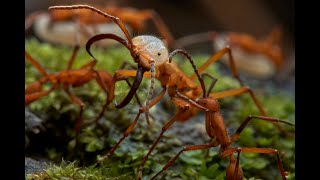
left=45, top=5, right=293, bottom=180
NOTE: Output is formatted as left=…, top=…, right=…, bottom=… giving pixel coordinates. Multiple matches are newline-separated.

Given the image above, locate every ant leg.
left=138, top=96, right=203, bottom=178
left=221, top=115, right=294, bottom=180
left=151, top=143, right=214, bottom=180
left=210, top=86, right=266, bottom=115
left=99, top=86, right=166, bottom=162
left=221, top=147, right=288, bottom=180
left=98, top=112, right=142, bottom=162
left=66, top=45, right=80, bottom=70
left=25, top=51, right=48, bottom=77
left=66, top=15, right=80, bottom=70
left=25, top=87, right=54, bottom=105
left=191, top=47, right=242, bottom=85
left=114, top=69, right=151, bottom=78
left=64, top=87, right=85, bottom=150
left=79, top=59, right=97, bottom=70
left=25, top=51, right=58, bottom=93
left=224, top=152, right=243, bottom=180
left=229, top=115, right=294, bottom=144
left=88, top=71, right=115, bottom=123
left=137, top=107, right=188, bottom=179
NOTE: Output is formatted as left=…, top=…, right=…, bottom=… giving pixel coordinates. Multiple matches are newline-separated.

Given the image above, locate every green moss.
left=26, top=160, right=133, bottom=180
left=25, top=39, right=294, bottom=180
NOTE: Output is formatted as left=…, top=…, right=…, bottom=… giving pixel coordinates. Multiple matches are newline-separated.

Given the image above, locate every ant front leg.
left=137, top=107, right=186, bottom=180
left=137, top=96, right=208, bottom=179
left=98, top=86, right=166, bottom=163
left=98, top=111, right=141, bottom=163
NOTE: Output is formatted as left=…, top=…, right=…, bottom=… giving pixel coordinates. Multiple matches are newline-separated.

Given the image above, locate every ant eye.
left=158, top=52, right=161, bottom=56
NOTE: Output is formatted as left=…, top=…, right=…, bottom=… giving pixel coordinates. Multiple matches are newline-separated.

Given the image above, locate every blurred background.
left=25, top=0, right=294, bottom=49
left=25, top=0, right=294, bottom=84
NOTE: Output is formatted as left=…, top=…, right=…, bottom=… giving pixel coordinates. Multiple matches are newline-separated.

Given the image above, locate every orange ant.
left=26, top=5, right=175, bottom=48
left=49, top=5, right=292, bottom=179
left=49, top=5, right=272, bottom=163
left=48, top=5, right=271, bottom=168
left=176, top=27, right=284, bottom=78
left=25, top=45, right=115, bottom=145
left=137, top=56, right=294, bottom=180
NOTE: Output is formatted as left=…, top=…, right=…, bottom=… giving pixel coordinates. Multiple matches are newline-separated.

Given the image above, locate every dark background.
left=25, top=0, right=294, bottom=49
left=25, top=0, right=295, bottom=80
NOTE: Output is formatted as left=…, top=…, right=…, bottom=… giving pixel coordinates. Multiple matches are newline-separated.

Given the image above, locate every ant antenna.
left=169, top=49, right=207, bottom=97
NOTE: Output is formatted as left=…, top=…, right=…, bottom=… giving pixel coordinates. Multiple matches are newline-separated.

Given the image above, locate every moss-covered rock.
left=25, top=38, right=295, bottom=180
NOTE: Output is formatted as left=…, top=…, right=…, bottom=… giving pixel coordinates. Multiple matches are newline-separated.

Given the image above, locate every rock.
left=25, top=108, right=45, bottom=148
left=25, top=157, right=47, bottom=175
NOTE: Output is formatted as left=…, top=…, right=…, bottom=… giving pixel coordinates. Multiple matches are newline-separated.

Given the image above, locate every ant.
left=26, top=4, right=175, bottom=48
left=138, top=56, right=294, bottom=180
left=25, top=42, right=125, bottom=150
left=49, top=5, right=272, bottom=163
left=176, top=27, right=284, bottom=79
left=49, top=5, right=292, bottom=179
left=49, top=5, right=270, bottom=169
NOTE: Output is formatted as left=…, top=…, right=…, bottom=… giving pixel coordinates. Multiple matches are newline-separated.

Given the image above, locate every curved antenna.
left=169, top=49, right=207, bottom=98
left=48, top=5, right=133, bottom=46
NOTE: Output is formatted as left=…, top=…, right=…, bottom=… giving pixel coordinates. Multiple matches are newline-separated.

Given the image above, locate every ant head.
left=197, top=98, right=219, bottom=112
left=132, top=35, right=169, bottom=69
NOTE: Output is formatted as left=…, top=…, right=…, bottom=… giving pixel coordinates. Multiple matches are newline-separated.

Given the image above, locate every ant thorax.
left=132, top=35, right=169, bottom=66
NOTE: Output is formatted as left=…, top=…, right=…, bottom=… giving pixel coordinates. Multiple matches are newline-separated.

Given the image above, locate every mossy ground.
left=25, top=38, right=295, bottom=180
